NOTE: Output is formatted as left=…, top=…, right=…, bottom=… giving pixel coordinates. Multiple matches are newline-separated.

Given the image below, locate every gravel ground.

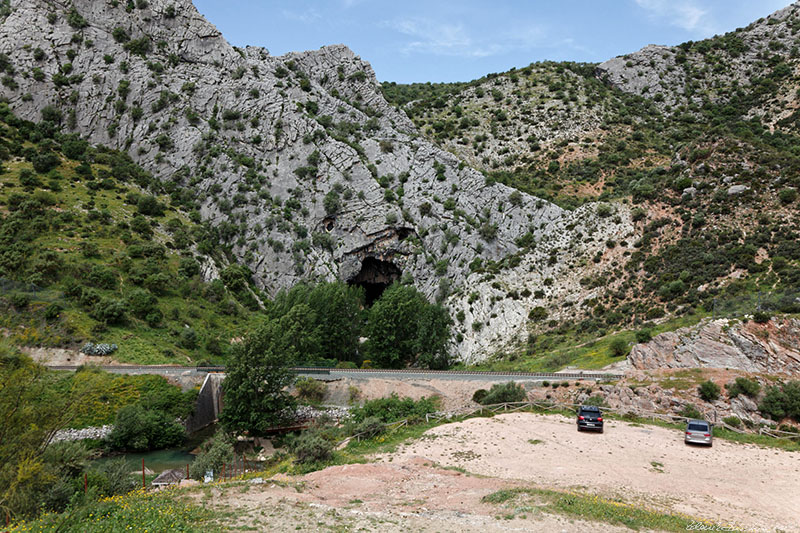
left=390, top=413, right=800, bottom=532
left=197, top=412, right=800, bottom=532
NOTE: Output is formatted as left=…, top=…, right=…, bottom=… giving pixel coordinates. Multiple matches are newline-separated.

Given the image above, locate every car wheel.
left=599, top=428, right=604, bottom=434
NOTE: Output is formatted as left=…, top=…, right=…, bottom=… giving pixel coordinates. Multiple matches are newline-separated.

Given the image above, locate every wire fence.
left=340, top=398, right=800, bottom=446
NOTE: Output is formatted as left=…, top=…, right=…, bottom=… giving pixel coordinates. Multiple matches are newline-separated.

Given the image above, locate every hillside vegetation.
left=382, top=6, right=800, bottom=368
left=0, top=104, right=265, bottom=364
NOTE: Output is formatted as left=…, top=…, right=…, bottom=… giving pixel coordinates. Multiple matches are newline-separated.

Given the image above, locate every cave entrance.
left=348, top=257, right=402, bottom=306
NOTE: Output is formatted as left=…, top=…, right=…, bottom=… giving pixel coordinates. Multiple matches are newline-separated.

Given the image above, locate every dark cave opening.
left=348, top=257, right=402, bottom=306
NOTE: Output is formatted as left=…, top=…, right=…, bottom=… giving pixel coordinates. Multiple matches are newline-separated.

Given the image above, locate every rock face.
left=628, top=318, right=800, bottom=376
left=596, top=2, right=800, bottom=120
left=0, top=0, right=632, bottom=362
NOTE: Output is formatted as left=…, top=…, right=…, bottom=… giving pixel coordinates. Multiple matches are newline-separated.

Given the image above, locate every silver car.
left=685, top=419, right=713, bottom=446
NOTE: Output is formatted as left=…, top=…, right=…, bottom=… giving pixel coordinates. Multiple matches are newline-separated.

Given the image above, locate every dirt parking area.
left=202, top=413, right=800, bottom=532
left=390, top=413, right=800, bottom=531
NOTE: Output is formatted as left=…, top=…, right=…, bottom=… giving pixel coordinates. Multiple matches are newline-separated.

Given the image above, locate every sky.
left=193, top=0, right=793, bottom=83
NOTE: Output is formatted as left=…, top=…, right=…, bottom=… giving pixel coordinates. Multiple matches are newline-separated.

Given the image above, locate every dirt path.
left=389, top=413, right=800, bottom=531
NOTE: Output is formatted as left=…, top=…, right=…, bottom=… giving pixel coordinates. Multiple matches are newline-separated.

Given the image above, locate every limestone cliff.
left=0, top=0, right=631, bottom=362
left=628, top=318, right=800, bottom=376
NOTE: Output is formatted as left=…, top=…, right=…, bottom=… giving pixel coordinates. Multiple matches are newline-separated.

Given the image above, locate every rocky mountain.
left=382, top=2, right=800, bottom=368
left=0, top=0, right=634, bottom=363
left=1, top=0, right=798, bottom=367
left=596, top=2, right=800, bottom=123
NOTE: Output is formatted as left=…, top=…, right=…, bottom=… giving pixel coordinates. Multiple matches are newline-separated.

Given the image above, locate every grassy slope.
left=0, top=110, right=265, bottom=364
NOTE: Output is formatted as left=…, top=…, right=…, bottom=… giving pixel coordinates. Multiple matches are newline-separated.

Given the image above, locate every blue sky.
left=193, top=0, right=792, bottom=83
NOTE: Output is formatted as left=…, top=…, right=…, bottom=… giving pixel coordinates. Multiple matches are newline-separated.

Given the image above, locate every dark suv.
left=577, top=405, right=604, bottom=432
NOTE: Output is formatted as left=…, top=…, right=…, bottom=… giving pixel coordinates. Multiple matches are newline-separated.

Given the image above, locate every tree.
left=0, top=349, right=96, bottom=519
left=188, top=432, right=234, bottom=480
left=306, top=282, right=363, bottom=364
left=364, top=283, right=451, bottom=369
left=269, top=282, right=364, bottom=365
left=609, top=338, right=629, bottom=357
left=278, top=303, right=321, bottom=363
left=219, top=320, right=297, bottom=435
left=413, top=302, right=452, bottom=369
left=107, top=404, right=184, bottom=451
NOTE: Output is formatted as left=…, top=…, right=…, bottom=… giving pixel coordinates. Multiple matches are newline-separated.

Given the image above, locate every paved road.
left=46, top=365, right=622, bottom=382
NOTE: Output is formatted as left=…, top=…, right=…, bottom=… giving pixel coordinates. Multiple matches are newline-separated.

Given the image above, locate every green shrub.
left=349, top=393, right=437, bottom=423
left=127, top=288, right=158, bottom=319
left=609, top=338, right=629, bottom=357
left=107, top=404, right=185, bottom=451
left=528, top=306, right=548, bottom=321
left=722, top=416, right=741, bottom=428
left=9, top=292, right=30, bottom=309
left=123, top=36, right=151, bottom=57
left=189, top=432, right=235, bottom=480
left=698, top=380, right=721, bottom=402
left=478, top=382, right=526, bottom=405
left=583, top=395, right=607, bottom=407
left=44, top=302, right=62, bottom=320
left=726, top=377, right=761, bottom=399
left=596, top=204, right=613, bottom=217
left=759, top=381, right=800, bottom=421
left=91, top=298, right=127, bottom=324
left=352, top=416, right=384, bottom=439
left=680, top=404, right=703, bottom=419
left=472, top=389, right=488, bottom=403
left=136, top=195, right=165, bottom=216
left=753, top=311, right=771, bottom=324
left=88, top=265, right=117, bottom=289
left=635, top=329, right=652, bottom=343
left=291, top=429, right=333, bottom=464
left=295, top=377, right=326, bottom=403
left=778, top=188, right=797, bottom=204
left=179, top=328, right=198, bottom=349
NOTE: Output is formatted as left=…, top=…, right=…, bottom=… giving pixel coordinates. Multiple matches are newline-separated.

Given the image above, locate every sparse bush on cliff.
left=698, top=380, right=721, bottom=402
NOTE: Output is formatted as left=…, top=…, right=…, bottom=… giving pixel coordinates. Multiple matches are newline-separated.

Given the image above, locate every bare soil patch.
left=200, top=458, right=630, bottom=532
left=199, top=412, right=799, bottom=531
left=390, top=413, right=800, bottom=531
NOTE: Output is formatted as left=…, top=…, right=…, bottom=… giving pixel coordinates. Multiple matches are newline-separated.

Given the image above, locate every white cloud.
left=385, top=17, right=545, bottom=58
left=634, top=0, right=716, bottom=35
left=281, top=8, right=322, bottom=24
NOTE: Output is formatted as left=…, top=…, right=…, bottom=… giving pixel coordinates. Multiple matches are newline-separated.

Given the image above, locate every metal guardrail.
left=201, top=366, right=624, bottom=380
left=49, top=364, right=623, bottom=381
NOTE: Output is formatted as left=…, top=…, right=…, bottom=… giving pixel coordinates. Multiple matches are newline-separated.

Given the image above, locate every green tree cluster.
left=0, top=349, right=138, bottom=521
left=364, top=283, right=452, bottom=369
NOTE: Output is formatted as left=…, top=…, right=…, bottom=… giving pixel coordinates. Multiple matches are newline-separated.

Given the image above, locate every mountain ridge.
left=2, top=0, right=798, bottom=366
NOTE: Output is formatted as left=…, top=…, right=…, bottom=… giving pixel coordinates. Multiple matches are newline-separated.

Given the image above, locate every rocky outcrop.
left=51, top=425, right=113, bottom=443
left=596, top=2, right=800, bottom=117
left=628, top=318, right=800, bottom=376
left=0, top=0, right=634, bottom=362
